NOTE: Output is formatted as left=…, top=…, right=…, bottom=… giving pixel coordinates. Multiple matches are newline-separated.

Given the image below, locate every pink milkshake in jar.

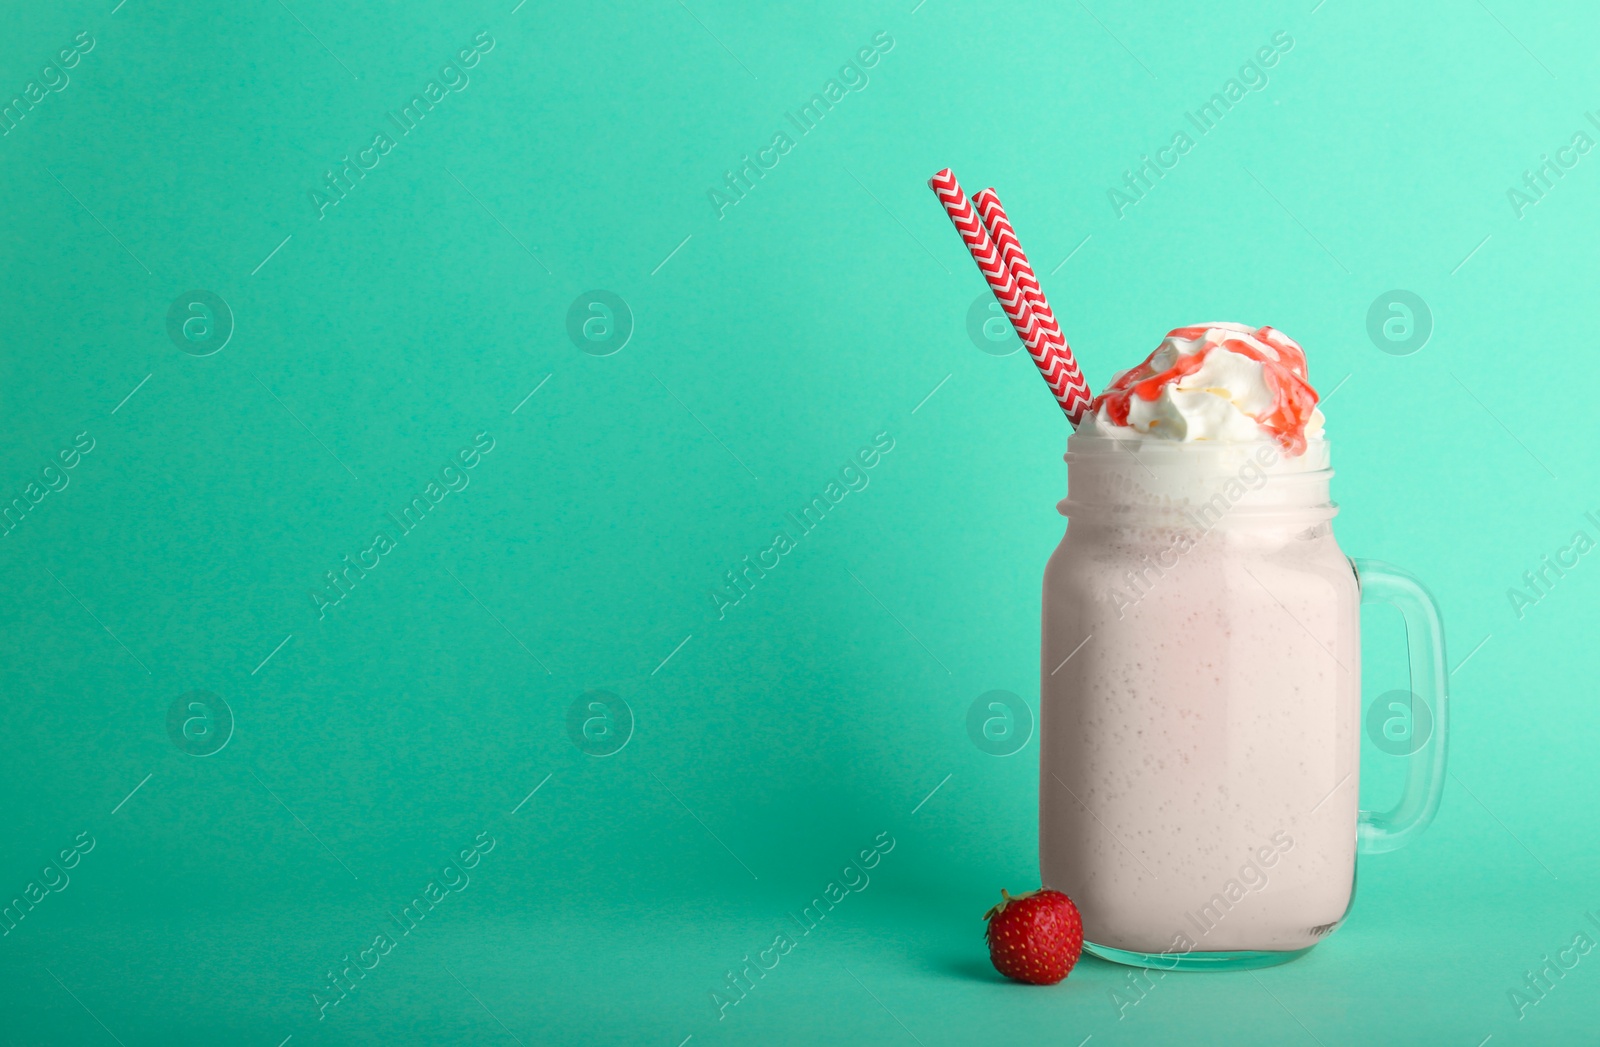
left=1039, top=323, right=1449, bottom=970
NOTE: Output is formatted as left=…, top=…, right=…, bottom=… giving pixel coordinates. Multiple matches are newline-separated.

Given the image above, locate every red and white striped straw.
left=928, top=169, right=1089, bottom=425
left=973, top=188, right=1092, bottom=422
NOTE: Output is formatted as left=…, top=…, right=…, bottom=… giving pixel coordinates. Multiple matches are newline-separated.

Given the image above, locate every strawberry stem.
left=985, top=887, right=1043, bottom=922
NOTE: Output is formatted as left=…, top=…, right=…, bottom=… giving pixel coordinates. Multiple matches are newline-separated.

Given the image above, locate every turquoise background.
left=1, top=0, right=1595, bottom=1043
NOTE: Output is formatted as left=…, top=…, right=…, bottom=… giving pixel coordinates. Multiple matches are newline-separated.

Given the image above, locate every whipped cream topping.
left=1084, top=323, right=1324, bottom=456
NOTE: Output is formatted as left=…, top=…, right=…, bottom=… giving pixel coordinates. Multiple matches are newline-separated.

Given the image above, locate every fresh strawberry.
left=984, top=888, right=1084, bottom=985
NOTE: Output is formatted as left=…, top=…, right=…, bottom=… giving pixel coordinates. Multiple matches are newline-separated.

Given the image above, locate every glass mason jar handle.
left=1353, top=558, right=1450, bottom=855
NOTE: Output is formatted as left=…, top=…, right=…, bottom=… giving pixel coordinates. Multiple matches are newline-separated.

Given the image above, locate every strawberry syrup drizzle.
left=1089, top=324, right=1321, bottom=456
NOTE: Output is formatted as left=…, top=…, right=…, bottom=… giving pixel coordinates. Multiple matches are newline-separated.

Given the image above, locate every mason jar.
left=1039, top=433, right=1448, bottom=970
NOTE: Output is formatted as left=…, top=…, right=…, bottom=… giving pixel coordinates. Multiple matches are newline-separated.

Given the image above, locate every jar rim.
left=1059, top=435, right=1335, bottom=520
left=1065, top=433, right=1330, bottom=469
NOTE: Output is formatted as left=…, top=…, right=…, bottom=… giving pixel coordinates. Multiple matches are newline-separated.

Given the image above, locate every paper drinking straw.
left=928, top=169, right=1082, bottom=424
left=973, top=188, right=1091, bottom=424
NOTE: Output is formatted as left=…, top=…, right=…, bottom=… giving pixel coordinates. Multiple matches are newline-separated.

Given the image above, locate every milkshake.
left=1039, top=323, right=1360, bottom=961
left=924, top=168, right=1444, bottom=969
